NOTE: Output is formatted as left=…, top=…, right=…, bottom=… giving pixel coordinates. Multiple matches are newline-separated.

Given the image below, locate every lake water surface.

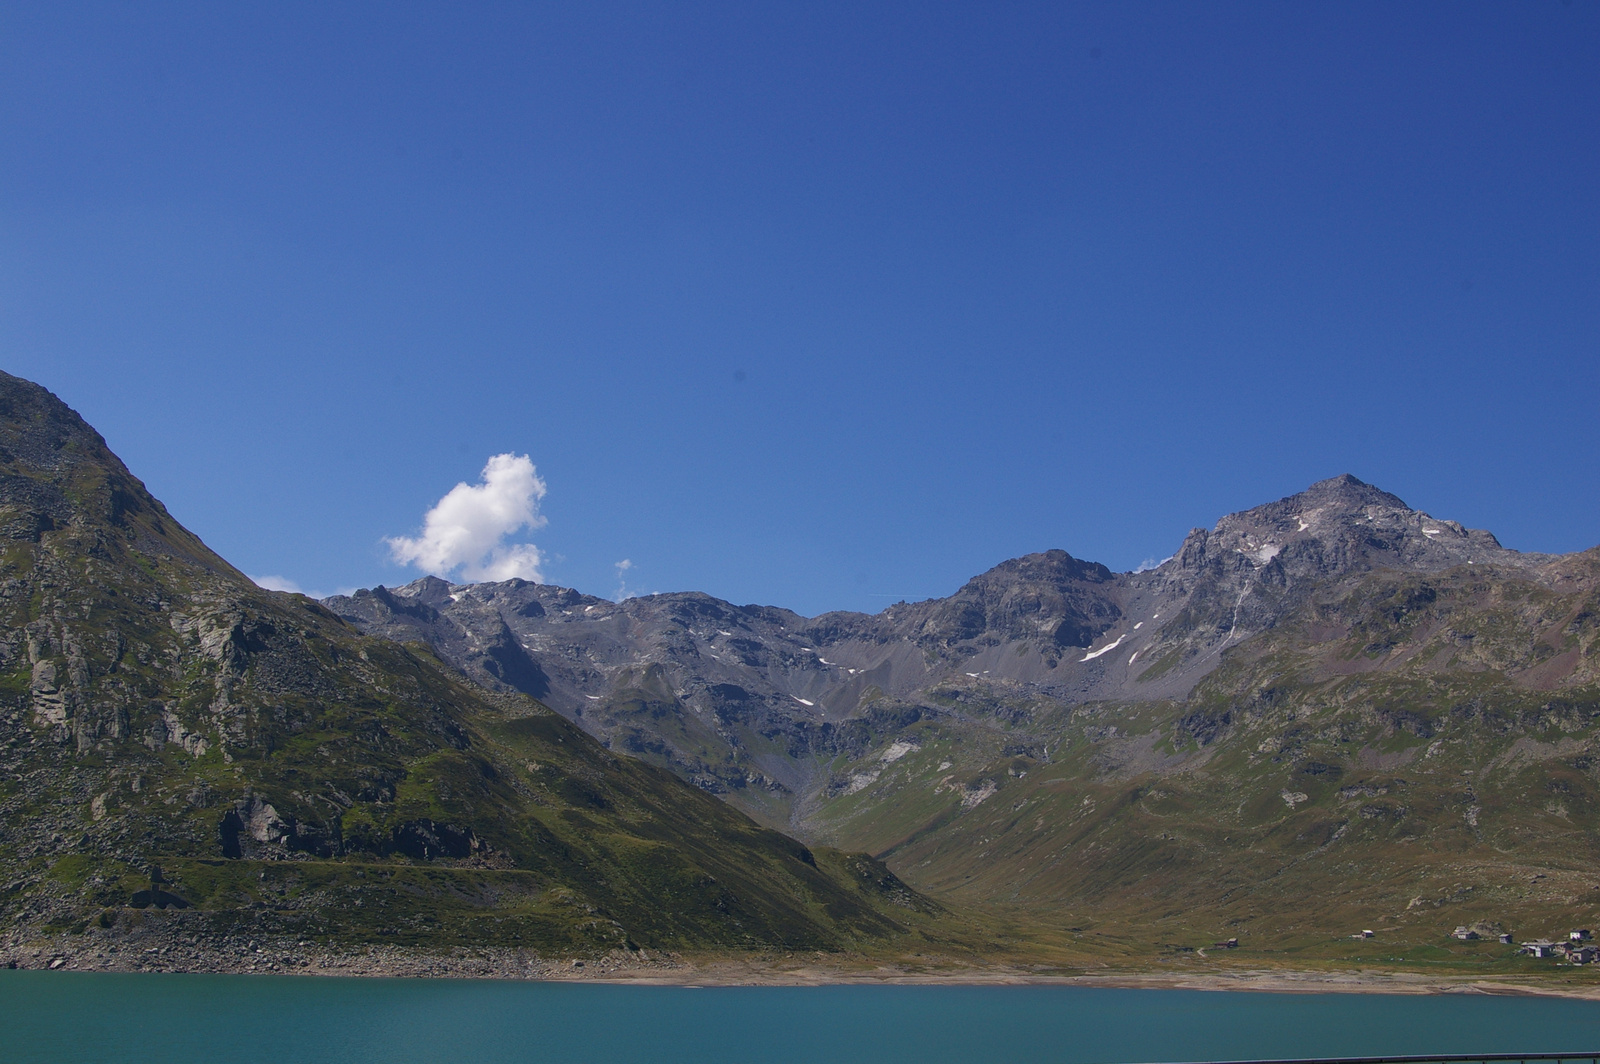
left=5, top=971, right=1600, bottom=1064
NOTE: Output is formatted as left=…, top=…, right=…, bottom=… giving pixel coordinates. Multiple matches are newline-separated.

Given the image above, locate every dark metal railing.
left=1143, top=1055, right=1599, bottom=1064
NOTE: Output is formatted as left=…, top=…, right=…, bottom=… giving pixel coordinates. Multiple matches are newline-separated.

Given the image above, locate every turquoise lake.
left=5, top=972, right=1600, bottom=1064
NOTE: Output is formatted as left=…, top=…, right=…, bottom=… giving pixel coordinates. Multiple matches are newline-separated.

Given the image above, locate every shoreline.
left=7, top=933, right=1600, bottom=1000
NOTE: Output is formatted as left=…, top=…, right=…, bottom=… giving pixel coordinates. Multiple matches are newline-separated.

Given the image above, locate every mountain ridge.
left=328, top=472, right=1572, bottom=824
left=10, top=362, right=1599, bottom=970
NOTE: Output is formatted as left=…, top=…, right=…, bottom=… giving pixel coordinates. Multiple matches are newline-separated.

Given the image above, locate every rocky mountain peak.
left=1159, top=475, right=1524, bottom=588
left=1215, top=473, right=1416, bottom=546
left=1108, top=474, right=1549, bottom=699
left=1300, top=473, right=1410, bottom=510
left=390, top=575, right=459, bottom=608
left=0, top=372, right=239, bottom=578
left=908, top=549, right=1121, bottom=651
left=0, top=370, right=110, bottom=474
left=961, top=548, right=1115, bottom=589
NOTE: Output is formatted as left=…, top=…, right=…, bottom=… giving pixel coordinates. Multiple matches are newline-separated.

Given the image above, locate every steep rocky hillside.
left=0, top=371, right=941, bottom=955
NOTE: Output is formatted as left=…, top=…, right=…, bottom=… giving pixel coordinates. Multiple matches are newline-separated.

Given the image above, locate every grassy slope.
left=800, top=554, right=1600, bottom=971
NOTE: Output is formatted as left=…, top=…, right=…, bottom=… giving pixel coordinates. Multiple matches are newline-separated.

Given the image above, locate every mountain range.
left=6, top=365, right=1598, bottom=971
left=329, top=473, right=1600, bottom=959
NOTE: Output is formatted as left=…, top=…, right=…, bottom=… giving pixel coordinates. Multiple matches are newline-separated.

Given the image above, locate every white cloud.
left=614, top=559, right=635, bottom=601
left=387, top=454, right=548, bottom=583
left=1132, top=554, right=1173, bottom=574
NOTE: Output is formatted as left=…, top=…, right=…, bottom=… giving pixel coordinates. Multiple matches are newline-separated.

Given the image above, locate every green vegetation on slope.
left=0, top=371, right=942, bottom=955
left=800, top=556, right=1600, bottom=961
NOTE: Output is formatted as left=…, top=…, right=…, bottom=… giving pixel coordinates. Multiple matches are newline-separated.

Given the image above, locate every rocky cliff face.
left=0, top=371, right=940, bottom=954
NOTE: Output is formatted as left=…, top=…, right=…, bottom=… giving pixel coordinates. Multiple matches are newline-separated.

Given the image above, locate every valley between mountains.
left=5, top=367, right=1600, bottom=980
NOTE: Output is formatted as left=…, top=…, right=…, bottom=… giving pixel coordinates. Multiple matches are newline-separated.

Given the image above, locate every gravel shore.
left=7, top=923, right=1600, bottom=1001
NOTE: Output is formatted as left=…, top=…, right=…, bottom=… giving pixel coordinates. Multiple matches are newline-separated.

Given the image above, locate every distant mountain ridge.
left=329, top=473, right=1600, bottom=955
left=328, top=473, right=1564, bottom=821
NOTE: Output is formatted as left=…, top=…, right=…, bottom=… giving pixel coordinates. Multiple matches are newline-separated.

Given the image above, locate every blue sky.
left=3, top=2, right=1596, bottom=614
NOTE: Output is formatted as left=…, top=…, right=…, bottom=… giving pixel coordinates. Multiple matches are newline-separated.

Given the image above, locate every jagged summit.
left=1100, top=474, right=1546, bottom=700
left=1164, top=473, right=1523, bottom=587
left=1300, top=472, right=1410, bottom=509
